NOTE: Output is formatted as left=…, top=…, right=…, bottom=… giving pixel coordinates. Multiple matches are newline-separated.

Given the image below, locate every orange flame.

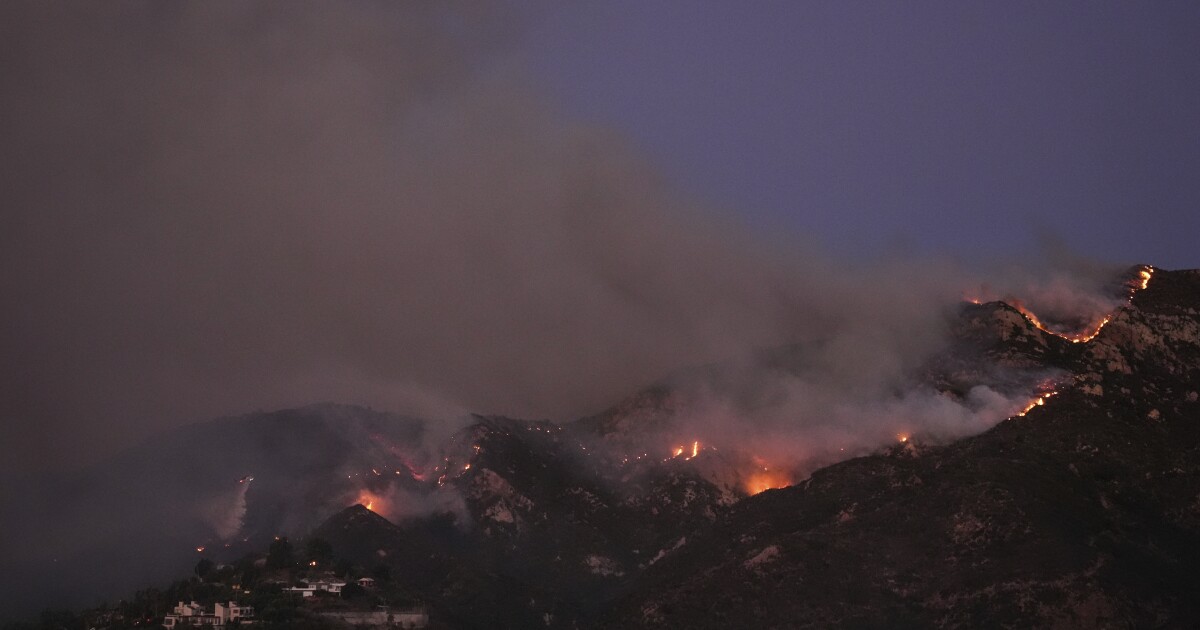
left=1015, top=390, right=1057, bottom=417
left=966, top=265, right=1153, bottom=345
left=1009, top=301, right=1112, bottom=344
left=1137, top=268, right=1153, bottom=290
left=356, top=490, right=383, bottom=513
left=666, top=440, right=707, bottom=461
left=744, top=469, right=792, bottom=495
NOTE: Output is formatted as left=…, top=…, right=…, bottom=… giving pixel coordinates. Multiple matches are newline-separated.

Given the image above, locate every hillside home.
left=285, top=579, right=346, bottom=597
left=162, top=600, right=255, bottom=628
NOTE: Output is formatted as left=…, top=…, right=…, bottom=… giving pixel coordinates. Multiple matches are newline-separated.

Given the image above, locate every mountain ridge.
left=5, top=265, right=1198, bottom=628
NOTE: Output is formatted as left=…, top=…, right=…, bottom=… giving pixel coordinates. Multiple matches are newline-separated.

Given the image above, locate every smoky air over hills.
left=0, top=1, right=1133, bottom=483
left=5, top=3, right=1200, bottom=626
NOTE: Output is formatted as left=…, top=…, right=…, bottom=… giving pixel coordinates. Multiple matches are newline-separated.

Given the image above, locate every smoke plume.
left=0, top=3, right=1127, bottom=482
left=0, top=3, right=1150, bottom=621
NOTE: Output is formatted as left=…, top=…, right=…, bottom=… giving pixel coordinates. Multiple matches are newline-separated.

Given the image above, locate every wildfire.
left=1015, top=390, right=1058, bottom=417
left=1137, top=267, right=1153, bottom=290
left=1009, top=302, right=1112, bottom=344
left=402, top=458, right=427, bottom=481
left=355, top=490, right=383, bottom=513
left=966, top=265, right=1154, bottom=345
left=744, top=469, right=792, bottom=495
left=668, top=440, right=705, bottom=461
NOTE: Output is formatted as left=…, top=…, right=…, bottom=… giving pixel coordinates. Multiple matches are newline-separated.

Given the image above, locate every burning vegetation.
left=1015, top=390, right=1058, bottom=417
left=356, top=490, right=382, bottom=514
left=968, top=266, right=1154, bottom=343
left=317, top=267, right=1156, bottom=521
left=744, top=466, right=793, bottom=495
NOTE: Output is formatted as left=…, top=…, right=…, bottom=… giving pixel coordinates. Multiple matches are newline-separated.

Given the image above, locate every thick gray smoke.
left=0, top=4, right=1147, bottom=621
left=0, top=2, right=1127, bottom=485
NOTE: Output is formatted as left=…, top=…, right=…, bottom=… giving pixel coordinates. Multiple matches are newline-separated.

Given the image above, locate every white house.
left=163, top=601, right=255, bottom=628
left=285, top=579, right=346, bottom=597
left=214, top=602, right=255, bottom=624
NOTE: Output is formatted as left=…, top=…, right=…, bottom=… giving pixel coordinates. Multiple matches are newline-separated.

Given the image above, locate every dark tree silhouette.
left=266, top=536, right=294, bottom=569
left=194, top=558, right=214, bottom=579
left=304, top=537, right=333, bottom=566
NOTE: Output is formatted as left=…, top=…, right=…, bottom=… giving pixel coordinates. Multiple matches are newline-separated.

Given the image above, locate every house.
left=356, top=576, right=376, bottom=589
left=162, top=601, right=255, bottom=628
left=214, top=602, right=255, bottom=624
left=314, top=579, right=346, bottom=594
left=285, top=579, right=346, bottom=597
left=162, top=601, right=218, bottom=628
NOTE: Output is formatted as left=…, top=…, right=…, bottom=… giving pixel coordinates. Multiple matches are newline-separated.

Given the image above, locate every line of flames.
left=744, top=268, right=1154, bottom=496
left=990, top=266, right=1154, bottom=344
left=1015, top=390, right=1058, bottom=417
left=341, top=270, right=1154, bottom=506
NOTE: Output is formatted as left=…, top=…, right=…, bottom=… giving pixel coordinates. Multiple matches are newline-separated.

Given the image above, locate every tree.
left=371, top=564, right=391, bottom=583
left=341, top=582, right=366, bottom=600
left=304, top=537, right=333, bottom=566
left=267, top=536, right=294, bottom=569
left=195, top=558, right=215, bottom=579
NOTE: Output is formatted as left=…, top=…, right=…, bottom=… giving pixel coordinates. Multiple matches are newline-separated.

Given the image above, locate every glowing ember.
left=897, top=434, right=909, bottom=443
left=691, top=441, right=699, bottom=458
left=672, top=446, right=684, bottom=458
left=195, top=546, right=205, bottom=553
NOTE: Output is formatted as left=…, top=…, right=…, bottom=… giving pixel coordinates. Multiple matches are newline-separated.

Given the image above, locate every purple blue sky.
left=519, top=2, right=1200, bottom=268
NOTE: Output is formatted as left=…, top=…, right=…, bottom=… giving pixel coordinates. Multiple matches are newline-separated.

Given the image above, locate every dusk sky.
left=521, top=2, right=1200, bottom=268
left=2, top=2, right=1198, bottom=480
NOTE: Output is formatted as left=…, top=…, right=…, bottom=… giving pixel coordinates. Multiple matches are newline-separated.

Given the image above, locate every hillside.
left=603, top=267, right=1200, bottom=628
left=6, top=266, right=1199, bottom=629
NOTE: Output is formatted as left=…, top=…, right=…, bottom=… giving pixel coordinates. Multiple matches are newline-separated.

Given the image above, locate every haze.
left=2, top=2, right=1197, bottom=484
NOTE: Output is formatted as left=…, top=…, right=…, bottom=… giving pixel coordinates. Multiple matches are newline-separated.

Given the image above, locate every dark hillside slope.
left=604, top=268, right=1200, bottom=628
left=0, top=404, right=425, bottom=618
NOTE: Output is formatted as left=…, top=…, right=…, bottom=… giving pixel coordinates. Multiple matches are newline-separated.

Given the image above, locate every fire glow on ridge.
left=971, top=266, right=1155, bottom=344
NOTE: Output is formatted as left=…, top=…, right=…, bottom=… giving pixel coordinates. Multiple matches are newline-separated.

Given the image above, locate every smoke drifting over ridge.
left=0, top=2, right=1126, bottom=480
